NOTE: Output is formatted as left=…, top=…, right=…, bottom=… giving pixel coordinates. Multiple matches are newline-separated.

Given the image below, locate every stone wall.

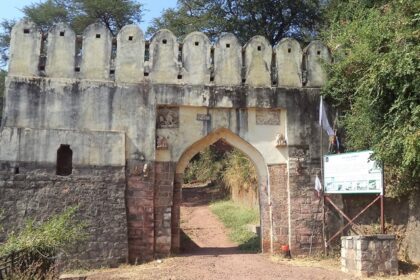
left=8, top=20, right=330, bottom=88
left=341, top=235, right=398, bottom=277
left=1, top=19, right=332, bottom=267
left=0, top=164, right=128, bottom=268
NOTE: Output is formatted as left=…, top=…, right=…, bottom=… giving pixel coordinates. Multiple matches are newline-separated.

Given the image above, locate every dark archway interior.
left=56, top=144, right=73, bottom=176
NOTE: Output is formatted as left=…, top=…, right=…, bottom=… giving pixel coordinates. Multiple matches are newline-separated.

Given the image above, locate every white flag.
left=315, top=175, right=323, bottom=195
left=319, top=96, right=335, bottom=136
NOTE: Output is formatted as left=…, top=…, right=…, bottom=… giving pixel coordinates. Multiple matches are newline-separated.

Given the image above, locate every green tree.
left=148, top=0, right=323, bottom=44
left=21, top=0, right=143, bottom=34
left=321, top=0, right=420, bottom=196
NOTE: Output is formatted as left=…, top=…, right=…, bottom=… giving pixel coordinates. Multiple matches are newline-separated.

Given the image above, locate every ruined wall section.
left=7, top=21, right=330, bottom=88
left=0, top=127, right=128, bottom=268
left=0, top=164, right=128, bottom=268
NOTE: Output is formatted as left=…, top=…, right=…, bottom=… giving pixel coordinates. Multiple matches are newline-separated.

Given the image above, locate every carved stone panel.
left=157, top=107, right=179, bottom=128
left=256, top=109, right=280, bottom=125
left=156, top=135, right=169, bottom=150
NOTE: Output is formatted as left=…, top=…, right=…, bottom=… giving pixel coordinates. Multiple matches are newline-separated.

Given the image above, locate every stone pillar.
left=287, top=147, right=324, bottom=255
left=126, top=161, right=155, bottom=264
left=171, top=173, right=183, bottom=253
left=268, top=164, right=289, bottom=253
left=154, top=161, right=176, bottom=257
left=341, top=235, right=398, bottom=277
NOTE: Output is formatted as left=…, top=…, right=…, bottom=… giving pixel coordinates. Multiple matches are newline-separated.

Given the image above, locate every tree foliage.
left=20, top=0, right=143, bottom=34
left=321, top=0, right=420, bottom=197
left=148, top=0, right=323, bottom=44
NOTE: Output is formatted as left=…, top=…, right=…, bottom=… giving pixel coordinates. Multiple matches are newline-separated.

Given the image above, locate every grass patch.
left=209, top=200, right=260, bottom=252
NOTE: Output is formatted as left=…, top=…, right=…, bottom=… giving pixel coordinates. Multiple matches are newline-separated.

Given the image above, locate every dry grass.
left=271, top=255, right=420, bottom=280
left=271, top=254, right=342, bottom=271
left=60, top=259, right=176, bottom=280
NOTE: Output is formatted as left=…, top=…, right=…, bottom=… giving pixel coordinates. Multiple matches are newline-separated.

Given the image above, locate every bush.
left=321, top=0, right=420, bottom=197
left=0, top=206, right=87, bottom=278
left=184, top=146, right=226, bottom=183
left=223, top=149, right=258, bottom=207
left=0, top=206, right=86, bottom=257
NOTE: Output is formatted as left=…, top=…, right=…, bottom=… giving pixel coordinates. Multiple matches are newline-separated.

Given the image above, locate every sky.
left=0, top=0, right=178, bottom=31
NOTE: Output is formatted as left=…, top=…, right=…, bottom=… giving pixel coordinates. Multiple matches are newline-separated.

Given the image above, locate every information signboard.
left=323, top=151, right=383, bottom=194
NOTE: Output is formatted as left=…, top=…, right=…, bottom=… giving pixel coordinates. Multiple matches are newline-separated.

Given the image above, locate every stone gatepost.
left=341, top=235, right=398, bottom=277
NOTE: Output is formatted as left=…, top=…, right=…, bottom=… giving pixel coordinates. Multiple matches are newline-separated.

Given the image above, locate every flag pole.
left=320, top=96, right=327, bottom=255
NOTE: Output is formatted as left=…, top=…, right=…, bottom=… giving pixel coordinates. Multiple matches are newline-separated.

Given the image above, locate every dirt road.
left=84, top=186, right=356, bottom=280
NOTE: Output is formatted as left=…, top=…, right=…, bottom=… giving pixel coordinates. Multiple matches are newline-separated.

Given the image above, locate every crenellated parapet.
left=8, top=20, right=331, bottom=87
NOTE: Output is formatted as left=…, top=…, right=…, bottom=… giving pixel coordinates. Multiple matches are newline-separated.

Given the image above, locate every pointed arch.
left=176, top=128, right=268, bottom=182
left=172, top=128, right=272, bottom=253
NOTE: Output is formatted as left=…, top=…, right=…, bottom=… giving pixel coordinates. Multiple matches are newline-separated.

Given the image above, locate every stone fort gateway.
left=0, top=20, right=332, bottom=266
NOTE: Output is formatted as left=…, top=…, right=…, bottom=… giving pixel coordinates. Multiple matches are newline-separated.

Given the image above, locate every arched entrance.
left=171, top=128, right=272, bottom=253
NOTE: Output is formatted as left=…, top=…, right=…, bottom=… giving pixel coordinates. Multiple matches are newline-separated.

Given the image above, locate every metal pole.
left=380, top=195, right=384, bottom=233
left=320, top=97, right=327, bottom=255
left=381, top=166, right=385, bottom=234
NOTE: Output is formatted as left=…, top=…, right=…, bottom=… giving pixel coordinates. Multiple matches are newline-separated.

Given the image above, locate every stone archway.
left=171, top=128, right=272, bottom=253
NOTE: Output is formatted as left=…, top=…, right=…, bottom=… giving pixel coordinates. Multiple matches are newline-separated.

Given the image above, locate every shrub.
left=0, top=206, right=87, bottom=278
left=0, top=206, right=86, bottom=257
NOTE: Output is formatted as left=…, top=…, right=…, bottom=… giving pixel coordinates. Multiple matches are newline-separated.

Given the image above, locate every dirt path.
left=179, top=184, right=238, bottom=253
left=82, top=186, right=357, bottom=280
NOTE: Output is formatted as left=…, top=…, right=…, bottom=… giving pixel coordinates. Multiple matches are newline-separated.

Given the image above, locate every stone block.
left=46, top=23, right=75, bottom=78
left=275, top=38, right=302, bottom=87
left=8, top=20, right=41, bottom=76
left=149, top=29, right=179, bottom=84
left=182, top=31, right=211, bottom=85
left=116, top=24, right=145, bottom=83
left=214, top=33, right=242, bottom=86
left=341, top=235, right=398, bottom=277
left=304, top=41, right=330, bottom=87
left=80, top=23, right=112, bottom=80
left=244, top=35, right=272, bottom=87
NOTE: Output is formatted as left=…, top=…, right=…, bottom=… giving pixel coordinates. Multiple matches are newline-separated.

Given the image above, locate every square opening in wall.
left=288, top=48, right=291, bottom=53
left=162, top=39, right=167, bottom=44
left=96, top=34, right=101, bottom=38
left=317, top=50, right=321, bottom=55
left=60, top=31, right=65, bottom=36
left=257, top=46, right=261, bottom=51
left=226, top=43, right=230, bottom=48
left=128, top=36, right=133, bottom=41
left=23, top=28, right=30, bottom=34
left=75, top=67, right=80, bottom=72
left=177, top=75, right=182, bottom=80
left=195, top=41, right=199, bottom=46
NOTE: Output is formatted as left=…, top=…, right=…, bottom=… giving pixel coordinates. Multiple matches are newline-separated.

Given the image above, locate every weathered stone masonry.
left=0, top=19, right=331, bottom=267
